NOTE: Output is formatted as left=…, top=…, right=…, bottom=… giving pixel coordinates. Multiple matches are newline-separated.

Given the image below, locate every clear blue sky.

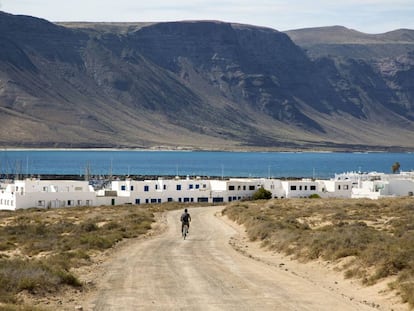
left=1, top=0, right=413, bottom=34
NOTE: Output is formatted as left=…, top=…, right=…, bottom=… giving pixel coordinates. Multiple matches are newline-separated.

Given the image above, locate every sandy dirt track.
left=83, top=207, right=404, bottom=311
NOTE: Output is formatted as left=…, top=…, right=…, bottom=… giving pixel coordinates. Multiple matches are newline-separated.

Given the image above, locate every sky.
left=1, top=0, right=414, bottom=34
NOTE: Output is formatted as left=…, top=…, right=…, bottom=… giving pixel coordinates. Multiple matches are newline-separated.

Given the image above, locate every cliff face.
left=1, top=12, right=414, bottom=150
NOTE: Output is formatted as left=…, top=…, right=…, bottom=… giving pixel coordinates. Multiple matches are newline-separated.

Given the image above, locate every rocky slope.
left=1, top=12, right=414, bottom=150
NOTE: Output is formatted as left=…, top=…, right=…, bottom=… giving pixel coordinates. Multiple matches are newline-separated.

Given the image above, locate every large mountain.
left=1, top=12, right=414, bottom=151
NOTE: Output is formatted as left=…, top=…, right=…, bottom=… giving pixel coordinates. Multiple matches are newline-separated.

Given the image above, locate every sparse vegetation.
left=223, top=197, right=414, bottom=308
left=0, top=202, right=199, bottom=309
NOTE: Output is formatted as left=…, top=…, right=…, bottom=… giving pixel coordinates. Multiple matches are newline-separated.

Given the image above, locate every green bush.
left=251, top=187, right=272, bottom=200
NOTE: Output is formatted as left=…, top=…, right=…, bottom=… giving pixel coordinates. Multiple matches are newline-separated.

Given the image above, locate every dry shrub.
left=223, top=197, right=414, bottom=308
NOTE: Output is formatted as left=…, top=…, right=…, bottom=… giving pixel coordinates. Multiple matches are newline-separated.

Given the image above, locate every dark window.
left=144, top=185, right=149, bottom=192
left=135, top=198, right=140, bottom=204
left=310, top=185, right=316, bottom=190
left=151, top=198, right=157, bottom=203
left=163, top=185, right=167, bottom=190
left=229, top=185, right=235, bottom=191
left=168, top=198, right=173, bottom=202
left=249, top=186, right=255, bottom=190
left=291, top=185, right=297, bottom=190
left=121, top=185, right=126, bottom=191
left=177, top=185, right=181, bottom=191
left=197, top=197, right=209, bottom=202
left=158, top=199, right=162, bottom=203
left=213, top=197, right=224, bottom=203
left=189, top=184, right=193, bottom=189
left=195, top=184, right=200, bottom=189
left=130, top=186, right=134, bottom=191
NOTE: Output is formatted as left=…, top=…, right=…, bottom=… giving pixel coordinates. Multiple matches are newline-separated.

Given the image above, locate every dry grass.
left=223, top=197, right=414, bottom=308
left=0, top=202, right=200, bottom=309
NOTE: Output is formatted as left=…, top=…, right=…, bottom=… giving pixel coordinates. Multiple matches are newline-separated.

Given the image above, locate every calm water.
left=0, top=150, right=413, bottom=178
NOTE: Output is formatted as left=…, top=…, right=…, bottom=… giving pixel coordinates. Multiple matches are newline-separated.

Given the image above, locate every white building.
left=0, top=179, right=96, bottom=211
left=106, top=177, right=264, bottom=205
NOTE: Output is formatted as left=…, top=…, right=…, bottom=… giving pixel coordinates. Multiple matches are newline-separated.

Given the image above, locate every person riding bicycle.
left=180, top=208, right=191, bottom=234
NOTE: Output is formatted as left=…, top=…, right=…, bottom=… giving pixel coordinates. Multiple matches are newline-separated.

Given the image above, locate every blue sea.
left=0, top=150, right=413, bottom=179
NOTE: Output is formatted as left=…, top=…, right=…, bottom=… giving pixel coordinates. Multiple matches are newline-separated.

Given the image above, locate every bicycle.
left=182, top=223, right=189, bottom=240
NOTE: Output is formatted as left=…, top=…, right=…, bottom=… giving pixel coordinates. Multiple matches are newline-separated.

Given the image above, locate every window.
left=86, top=200, right=91, bottom=206
left=144, top=185, right=149, bottom=192
left=299, top=185, right=302, bottom=190
left=163, top=185, right=167, bottom=190
left=184, top=198, right=190, bottom=202
left=135, top=198, right=140, bottom=204
left=130, top=186, right=134, bottom=191
left=189, top=184, right=193, bottom=189
left=243, top=186, right=246, bottom=190
left=195, top=184, right=200, bottom=189
left=121, top=185, right=126, bottom=191
left=151, top=199, right=157, bottom=203
left=176, top=185, right=181, bottom=191
left=77, top=200, right=82, bottom=205
left=37, top=200, right=45, bottom=207
left=145, top=199, right=149, bottom=204
left=304, top=186, right=308, bottom=190
left=197, top=197, right=208, bottom=202
left=168, top=198, right=173, bottom=202
left=310, top=185, right=316, bottom=190
left=229, top=185, right=235, bottom=191
left=249, top=186, right=255, bottom=190
left=344, top=185, right=349, bottom=190
left=290, top=185, right=297, bottom=191
left=338, top=185, right=341, bottom=190
left=158, top=199, right=162, bottom=203
left=155, top=184, right=159, bottom=190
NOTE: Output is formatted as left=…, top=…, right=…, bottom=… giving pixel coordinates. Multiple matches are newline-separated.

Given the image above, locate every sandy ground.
left=62, top=206, right=408, bottom=311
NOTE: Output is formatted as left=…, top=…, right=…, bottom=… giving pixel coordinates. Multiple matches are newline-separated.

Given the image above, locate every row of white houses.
left=1, top=171, right=414, bottom=210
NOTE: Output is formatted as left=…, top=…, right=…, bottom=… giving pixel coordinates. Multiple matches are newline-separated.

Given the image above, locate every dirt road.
left=84, top=207, right=398, bottom=310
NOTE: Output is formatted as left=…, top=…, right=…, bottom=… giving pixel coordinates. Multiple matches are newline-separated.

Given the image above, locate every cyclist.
left=180, top=208, right=191, bottom=235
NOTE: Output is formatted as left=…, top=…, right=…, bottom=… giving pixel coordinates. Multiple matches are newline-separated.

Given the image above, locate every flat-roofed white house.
left=0, top=179, right=96, bottom=211
left=106, top=177, right=264, bottom=205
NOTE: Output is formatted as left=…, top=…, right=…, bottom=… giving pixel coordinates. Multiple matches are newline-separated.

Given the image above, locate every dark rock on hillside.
left=1, top=12, right=414, bottom=151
